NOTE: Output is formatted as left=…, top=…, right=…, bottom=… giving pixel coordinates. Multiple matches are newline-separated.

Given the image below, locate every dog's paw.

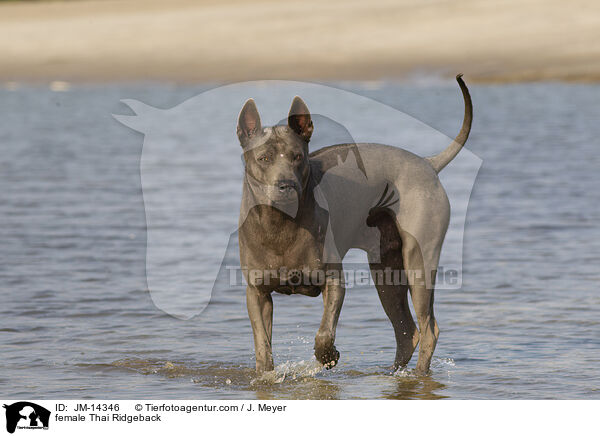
left=314, top=343, right=340, bottom=369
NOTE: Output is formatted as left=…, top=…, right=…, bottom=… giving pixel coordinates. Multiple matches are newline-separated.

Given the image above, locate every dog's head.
left=237, top=97, right=313, bottom=205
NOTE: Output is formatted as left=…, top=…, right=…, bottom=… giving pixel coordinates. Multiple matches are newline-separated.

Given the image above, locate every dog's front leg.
left=314, top=275, right=345, bottom=369
left=246, top=285, right=274, bottom=373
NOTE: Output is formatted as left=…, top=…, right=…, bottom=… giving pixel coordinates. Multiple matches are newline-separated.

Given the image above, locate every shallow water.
left=1, top=81, right=599, bottom=399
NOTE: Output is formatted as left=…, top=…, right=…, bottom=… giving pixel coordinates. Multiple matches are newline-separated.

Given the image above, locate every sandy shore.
left=1, top=0, right=600, bottom=83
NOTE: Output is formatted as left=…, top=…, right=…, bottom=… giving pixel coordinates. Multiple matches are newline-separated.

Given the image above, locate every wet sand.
left=1, top=0, right=600, bottom=83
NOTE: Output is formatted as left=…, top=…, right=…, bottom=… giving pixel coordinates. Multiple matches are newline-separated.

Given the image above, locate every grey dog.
left=237, top=75, right=472, bottom=375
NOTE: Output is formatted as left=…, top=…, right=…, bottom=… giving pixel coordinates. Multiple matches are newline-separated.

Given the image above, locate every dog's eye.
left=294, top=154, right=303, bottom=161
left=258, top=155, right=270, bottom=162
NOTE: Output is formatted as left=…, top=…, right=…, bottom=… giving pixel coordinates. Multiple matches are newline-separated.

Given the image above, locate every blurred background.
left=1, top=0, right=599, bottom=399
left=1, top=0, right=599, bottom=84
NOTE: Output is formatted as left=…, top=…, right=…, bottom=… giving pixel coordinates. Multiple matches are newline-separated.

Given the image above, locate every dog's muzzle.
left=276, top=179, right=298, bottom=194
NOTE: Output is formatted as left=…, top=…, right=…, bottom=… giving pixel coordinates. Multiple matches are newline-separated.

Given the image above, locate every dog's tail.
left=426, top=74, right=472, bottom=173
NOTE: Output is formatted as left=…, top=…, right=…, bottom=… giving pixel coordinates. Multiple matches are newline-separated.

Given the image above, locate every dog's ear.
left=288, top=96, right=313, bottom=143
left=237, top=99, right=262, bottom=146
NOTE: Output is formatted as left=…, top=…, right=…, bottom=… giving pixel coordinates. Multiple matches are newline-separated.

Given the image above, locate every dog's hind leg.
left=401, top=231, right=442, bottom=375
left=367, top=212, right=419, bottom=371
left=389, top=181, right=449, bottom=375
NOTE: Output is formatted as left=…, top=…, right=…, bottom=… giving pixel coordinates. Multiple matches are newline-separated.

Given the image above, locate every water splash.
left=392, top=357, right=456, bottom=378
left=432, top=357, right=456, bottom=368
left=252, top=359, right=324, bottom=385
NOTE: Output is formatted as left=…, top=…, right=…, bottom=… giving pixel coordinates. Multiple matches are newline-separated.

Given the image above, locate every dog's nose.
left=277, top=180, right=295, bottom=192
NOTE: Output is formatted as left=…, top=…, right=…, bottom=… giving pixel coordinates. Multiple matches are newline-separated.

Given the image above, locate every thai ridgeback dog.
left=237, top=75, right=472, bottom=375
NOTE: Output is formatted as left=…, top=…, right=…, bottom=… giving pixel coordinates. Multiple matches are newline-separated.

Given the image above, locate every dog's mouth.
left=245, top=173, right=301, bottom=215
left=267, top=187, right=299, bottom=204
left=262, top=186, right=301, bottom=218
left=256, top=179, right=300, bottom=203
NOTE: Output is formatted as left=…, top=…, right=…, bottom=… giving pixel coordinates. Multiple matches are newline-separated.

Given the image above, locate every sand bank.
left=1, top=0, right=599, bottom=83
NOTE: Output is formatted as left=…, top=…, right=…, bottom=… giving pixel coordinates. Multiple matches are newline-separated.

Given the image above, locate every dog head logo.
left=114, top=80, right=481, bottom=319
left=3, top=402, right=50, bottom=434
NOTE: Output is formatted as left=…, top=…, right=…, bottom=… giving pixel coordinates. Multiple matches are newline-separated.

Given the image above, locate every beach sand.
left=1, top=0, right=600, bottom=83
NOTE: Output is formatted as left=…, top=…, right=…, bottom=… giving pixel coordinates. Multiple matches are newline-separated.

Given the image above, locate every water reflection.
left=384, top=375, right=448, bottom=400
left=250, top=377, right=341, bottom=400
left=105, top=357, right=449, bottom=399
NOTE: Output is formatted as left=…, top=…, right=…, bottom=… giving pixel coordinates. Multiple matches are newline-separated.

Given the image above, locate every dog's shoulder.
left=309, top=143, right=369, bottom=181
left=309, top=142, right=358, bottom=159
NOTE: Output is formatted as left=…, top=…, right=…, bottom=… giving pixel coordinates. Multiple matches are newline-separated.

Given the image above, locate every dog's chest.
left=268, top=253, right=326, bottom=297
left=265, top=240, right=325, bottom=279
left=244, top=230, right=328, bottom=296
left=240, top=198, right=333, bottom=294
